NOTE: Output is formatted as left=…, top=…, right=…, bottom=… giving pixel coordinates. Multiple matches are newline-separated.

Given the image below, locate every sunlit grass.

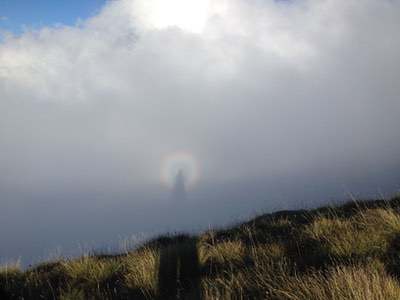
left=267, top=262, right=400, bottom=300
left=0, top=260, right=23, bottom=288
left=123, top=247, right=159, bottom=298
left=199, top=239, right=246, bottom=267
left=61, top=255, right=123, bottom=298
left=305, top=208, right=400, bottom=259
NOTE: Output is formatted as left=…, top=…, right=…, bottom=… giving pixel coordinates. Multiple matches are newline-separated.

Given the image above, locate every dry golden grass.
left=305, top=208, right=400, bottom=259
left=305, top=216, right=359, bottom=257
left=201, top=269, right=246, bottom=300
left=61, top=256, right=122, bottom=293
left=356, top=208, right=400, bottom=235
left=0, top=259, right=21, bottom=272
left=0, top=262, right=23, bottom=287
left=250, top=242, right=286, bottom=262
left=123, top=247, right=159, bottom=298
left=199, top=239, right=246, bottom=267
left=270, top=263, right=400, bottom=300
left=202, top=254, right=400, bottom=300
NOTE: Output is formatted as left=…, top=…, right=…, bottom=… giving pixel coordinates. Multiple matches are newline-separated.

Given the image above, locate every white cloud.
left=130, top=0, right=211, bottom=33
left=0, top=0, right=399, bottom=189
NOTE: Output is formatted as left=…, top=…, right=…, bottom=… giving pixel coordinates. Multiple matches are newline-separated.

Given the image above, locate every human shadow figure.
left=157, top=236, right=201, bottom=300
left=172, top=169, right=187, bottom=203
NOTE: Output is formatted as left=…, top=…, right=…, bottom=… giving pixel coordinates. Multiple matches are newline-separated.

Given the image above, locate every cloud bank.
left=0, top=0, right=400, bottom=264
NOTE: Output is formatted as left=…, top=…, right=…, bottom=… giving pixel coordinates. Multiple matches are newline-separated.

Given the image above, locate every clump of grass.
left=0, top=260, right=22, bottom=279
left=199, top=240, right=245, bottom=267
left=201, top=254, right=291, bottom=299
left=22, top=261, right=66, bottom=299
left=201, top=270, right=246, bottom=300
left=269, top=262, right=400, bottom=300
left=0, top=261, right=24, bottom=297
left=304, top=208, right=400, bottom=260
left=250, top=242, right=286, bottom=262
left=61, top=256, right=123, bottom=297
left=305, top=216, right=359, bottom=258
left=356, top=208, right=400, bottom=235
left=123, top=247, right=159, bottom=298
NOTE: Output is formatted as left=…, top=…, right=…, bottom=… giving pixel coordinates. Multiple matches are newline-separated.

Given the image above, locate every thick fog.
left=1, top=0, right=400, bottom=265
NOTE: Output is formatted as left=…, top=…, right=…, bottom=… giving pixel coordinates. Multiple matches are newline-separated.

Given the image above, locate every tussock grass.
left=0, top=261, right=22, bottom=280
left=62, top=256, right=122, bottom=285
left=250, top=242, right=286, bottom=261
left=201, top=270, right=246, bottom=299
left=305, top=208, right=400, bottom=260
left=60, top=256, right=123, bottom=299
left=124, top=247, right=159, bottom=298
left=2, top=196, right=400, bottom=299
left=0, top=261, right=23, bottom=297
left=199, top=239, right=246, bottom=267
left=268, top=263, right=400, bottom=300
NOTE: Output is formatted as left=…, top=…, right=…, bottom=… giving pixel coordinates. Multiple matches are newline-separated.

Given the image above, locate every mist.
left=1, top=0, right=400, bottom=265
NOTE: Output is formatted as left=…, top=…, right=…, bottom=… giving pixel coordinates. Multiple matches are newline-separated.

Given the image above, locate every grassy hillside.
left=2, top=195, right=400, bottom=299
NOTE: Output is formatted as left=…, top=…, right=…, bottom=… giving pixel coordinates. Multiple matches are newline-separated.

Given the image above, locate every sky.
left=1, top=0, right=400, bottom=266
left=0, top=0, right=105, bottom=34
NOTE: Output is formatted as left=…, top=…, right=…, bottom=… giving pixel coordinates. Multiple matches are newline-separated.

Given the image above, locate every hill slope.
left=2, top=195, right=400, bottom=299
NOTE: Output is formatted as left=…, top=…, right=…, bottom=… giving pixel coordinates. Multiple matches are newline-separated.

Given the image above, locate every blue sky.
left=0, top=0, right=106, bottom=33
